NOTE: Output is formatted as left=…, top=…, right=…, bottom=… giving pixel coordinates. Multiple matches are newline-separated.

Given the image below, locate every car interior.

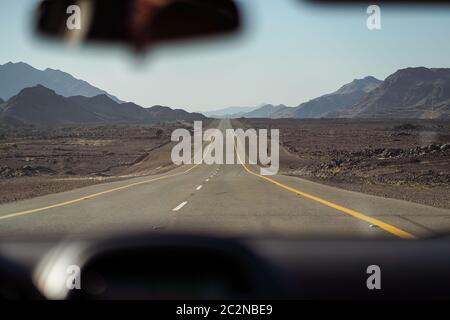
left=0, top=0, right=450, bottom=304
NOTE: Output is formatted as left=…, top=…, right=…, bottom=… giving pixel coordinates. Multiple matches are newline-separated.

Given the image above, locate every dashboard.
left=1, top=233, right=450, bottom=300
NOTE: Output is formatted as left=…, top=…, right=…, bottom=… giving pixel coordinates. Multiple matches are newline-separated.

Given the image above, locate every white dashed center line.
left=172, top=201, right=188, bottom=212
left=206, top=179, right=210, bottom=182
left=196, top=185, right=203, bottom=191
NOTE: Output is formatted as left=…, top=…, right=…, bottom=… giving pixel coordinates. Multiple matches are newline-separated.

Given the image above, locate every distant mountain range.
left=232, top=76, right=383, bottom=119
left=0, top=62, right=122, bottom=103
left=289, top=76, right=382, bottom=118
left=202, top=106, right=259, bottom=118
left=0, top=61, right=205, bottom=126
left=0, top=85, right=205, bottom=127
left=333, top=67, right=450, bottom=119
left=223, top=67, right=450, bottom=119
left=241, top=104, right=290, bottom=118
left=2, top=62, right=449, bottom=125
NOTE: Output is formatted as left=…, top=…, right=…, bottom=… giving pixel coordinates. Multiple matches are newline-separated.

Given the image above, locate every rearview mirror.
left=36, top=0, right=241, bottom=51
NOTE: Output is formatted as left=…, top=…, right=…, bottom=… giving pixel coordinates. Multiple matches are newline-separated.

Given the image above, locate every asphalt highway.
left=1, top=119, right=449, bottom=239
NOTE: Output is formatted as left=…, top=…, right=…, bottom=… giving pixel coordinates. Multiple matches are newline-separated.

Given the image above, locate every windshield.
left=0, top=0, right=449, bottom=241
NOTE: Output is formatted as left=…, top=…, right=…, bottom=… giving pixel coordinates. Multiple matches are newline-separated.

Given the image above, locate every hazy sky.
left=1, top=1, right=450, bottom=111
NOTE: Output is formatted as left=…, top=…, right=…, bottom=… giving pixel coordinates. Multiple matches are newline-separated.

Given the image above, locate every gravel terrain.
left=234, top=119, right=450, bottom=209
left=0, top=122, right=203, bottom=204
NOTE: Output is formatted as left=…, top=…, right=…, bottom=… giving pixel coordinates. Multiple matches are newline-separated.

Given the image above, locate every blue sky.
left=1, top=0, right=450, bottom=111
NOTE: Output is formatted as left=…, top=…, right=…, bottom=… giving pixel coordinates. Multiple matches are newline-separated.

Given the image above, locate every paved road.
left=0, top=119, right=450, bottom=239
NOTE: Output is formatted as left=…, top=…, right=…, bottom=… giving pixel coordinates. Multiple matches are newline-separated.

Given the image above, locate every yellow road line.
left=234, top=142, right=416, bottom=240
left=0, top=142, right=214, bottom=221
left=0, top=164, right=200, bottom=221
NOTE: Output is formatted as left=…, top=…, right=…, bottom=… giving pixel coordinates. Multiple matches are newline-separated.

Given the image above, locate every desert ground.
left=1, top=119, right=450, bottom=240
left=1, top=118, right=449, bottom=211
left=234, top=118, right=450, bottom=209
left=0, top=121, right=214, bottom=204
